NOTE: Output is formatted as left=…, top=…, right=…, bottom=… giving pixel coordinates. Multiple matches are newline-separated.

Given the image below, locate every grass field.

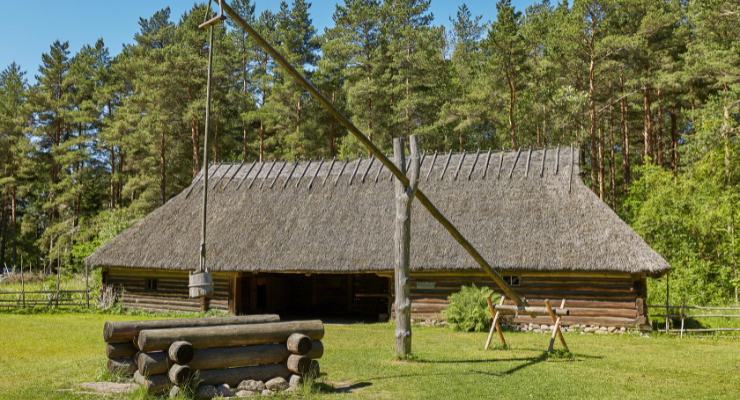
left=0, top=313, right=738, bottom=399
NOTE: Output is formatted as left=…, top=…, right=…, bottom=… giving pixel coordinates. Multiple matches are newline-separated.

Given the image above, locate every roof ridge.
left=189, top=146, right=580, bottom=193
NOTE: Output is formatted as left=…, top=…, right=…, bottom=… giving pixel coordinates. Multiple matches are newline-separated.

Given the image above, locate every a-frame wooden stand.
left=485, top=296, right=569, bottom=353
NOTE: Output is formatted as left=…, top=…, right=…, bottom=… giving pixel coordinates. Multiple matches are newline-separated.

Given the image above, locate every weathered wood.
left=349, top=155, right=363, bottom=185
left=195, top=363, right=291, bottom=387
left=108, top=358, right=137, bottom=376
left=485, top=296, right=506, bottom=350
left=259, top=159, right=278, bottom=189
left=137, top=320, right=324, bottom=352
left=569, top=144, right=574, bottom=193
left=133, top=371, right=169, bottom=395
left=494, top=304, right=569, bottom=316
left=286, top=333, right=312, bottom=355
left=321, top=157, right=336, bottom=187
left=545, top=299, right=568, bottom=352
left=453, top=150, right=466, bottom=180
left=525, top=147, right=532, bottom=178
left=439, top=150, right=452, bottom=180
left=232, top=161, right=256, bottom=189
left=556, top=146, right=560, bottom=175
left=137, top=351, right=169, bottom=376
left=509, top=148, right=521, bottom=179
left=425, top=150, right=438, bottom=180
left=103, top=314, right=280, bottom=343
left=467, top=149, right=480, bottom=180
left=540, top=147, right=547, bottom=177
left=269, top=161, right=288, bottom=189
left=497, top=151, right=504, bottom=178
left=295, top=159, right=312, bottom=187
left=173, top=341, right=324, bottom=371
left=246, top=161, right=266, bottom=189
left=106, top=341, right=137, bottom=359
left=286, top=354, right=311, bottom=374
left=169, top=341, right=195, bottom=365
left=393, top=136, right=419, bottom=357
left=482, top=149, right=492, bottom=179
left=307, top=341, right=323, bottom=359
left=168, top=363, right=195, bottom=386
left=307, top=158, right=324, bottom=189
left=333, top=157, right=349, bottom=186
left=374, top=155, right=386, bottom=183
left=282, top=160, right=300, bottom=189
left=212, top=163, right=234, bottom=189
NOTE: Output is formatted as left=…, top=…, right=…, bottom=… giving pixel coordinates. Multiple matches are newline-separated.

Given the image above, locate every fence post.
left=85, top=261, right=89, bottom=308
left=680, top=298, right=686, bottom=339
left=21, top=255, right=25, bottom=309
left=665, top=274, right=670, bottom=333
left=56, top=247, right=60, bottom=309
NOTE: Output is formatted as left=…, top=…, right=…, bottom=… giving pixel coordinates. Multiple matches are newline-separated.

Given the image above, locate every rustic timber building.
left=86, top=147, right=670, bottom=328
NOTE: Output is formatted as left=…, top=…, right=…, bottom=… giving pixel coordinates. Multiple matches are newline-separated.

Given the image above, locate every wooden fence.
left=648, top=302, right=740, bottom=338
left=0, top=289, right=92, bottom=310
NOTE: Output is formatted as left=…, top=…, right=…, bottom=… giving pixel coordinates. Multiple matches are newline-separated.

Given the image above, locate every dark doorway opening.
left=238, top=273, right=389, bottom=322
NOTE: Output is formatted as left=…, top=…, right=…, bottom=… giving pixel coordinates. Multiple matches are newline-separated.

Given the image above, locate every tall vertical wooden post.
left=393, top=135, right=419, bottom=357
left=20, top=255, right=25, bottom=308
left=85, top=259, right=89, bottom=308
left=56, top=246, right=61, bottom=309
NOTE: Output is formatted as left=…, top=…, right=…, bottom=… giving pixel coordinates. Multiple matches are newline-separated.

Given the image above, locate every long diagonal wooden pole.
left=215, top=0, right=529, bottom=309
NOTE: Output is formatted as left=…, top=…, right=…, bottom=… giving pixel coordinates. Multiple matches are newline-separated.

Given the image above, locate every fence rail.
left=0, top=289, right=93, bottom=310
left=647, top=302, right=740, bottom=338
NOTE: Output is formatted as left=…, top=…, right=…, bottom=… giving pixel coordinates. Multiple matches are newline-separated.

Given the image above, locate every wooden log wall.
left=104, top=268, right=234, bottom=313
left=385, top=271, right=648, bottom=328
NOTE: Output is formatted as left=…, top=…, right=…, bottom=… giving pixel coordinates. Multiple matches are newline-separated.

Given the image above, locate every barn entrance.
left=238, top=273, right=390, bottom=321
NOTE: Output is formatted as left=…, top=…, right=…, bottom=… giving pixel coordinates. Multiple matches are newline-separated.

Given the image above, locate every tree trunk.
left=589, top=38, right=597, bottom=192
left=160, top=130, right=166, bottom=206
left=609, top=98, right=616, bottom=209
left=598, top=126, right=604, bottom=201
left=656, top=89, right=664, bottom=167
left=506, top=72, right=517, bottom=148
left=109, top=145, right=116, bottom=208
left=643, top=82, right=652, bottom=163
left=191, top=119, right=201, bottom=178
left=670, top=107, right=678, bottom=180
left=329, top=90, right=336, bottom=158
left=213, top=118, right=220, bottom=163
left=619, top=71, right=630, bottom=196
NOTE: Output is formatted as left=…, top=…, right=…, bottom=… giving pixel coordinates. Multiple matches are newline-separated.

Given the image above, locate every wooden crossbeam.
left=545, top=299, right=568, bottom=352
left=485, top=295, right=506, bottom=350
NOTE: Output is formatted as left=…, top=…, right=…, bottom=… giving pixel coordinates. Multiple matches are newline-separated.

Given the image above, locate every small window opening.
left=503, top=276, right=521, bottom=286
left=145, top=279, right=158, bottom=291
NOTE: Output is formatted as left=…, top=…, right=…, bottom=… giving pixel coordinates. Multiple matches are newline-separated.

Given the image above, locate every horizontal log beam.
left=104, top=314, right=279, bottom=343
left=494, top=305, right=569, bottom=316
left=137, top=320, right=324, bottom=352
left=196, top=363, right=291, bottom=387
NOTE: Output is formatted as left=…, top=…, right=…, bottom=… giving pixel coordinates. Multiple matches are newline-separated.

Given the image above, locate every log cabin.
left=85, top=147, right=670, bottom=328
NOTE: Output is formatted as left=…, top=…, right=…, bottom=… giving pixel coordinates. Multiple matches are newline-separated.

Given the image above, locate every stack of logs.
left=104, top=315, right=324, bottom=395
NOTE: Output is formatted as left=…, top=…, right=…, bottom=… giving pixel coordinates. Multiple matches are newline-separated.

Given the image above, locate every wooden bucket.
left=189, top=271, right=214, bottom=297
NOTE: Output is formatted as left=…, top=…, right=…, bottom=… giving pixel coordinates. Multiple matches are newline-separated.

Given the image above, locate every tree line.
left=0, top=0, right=737, bottom=304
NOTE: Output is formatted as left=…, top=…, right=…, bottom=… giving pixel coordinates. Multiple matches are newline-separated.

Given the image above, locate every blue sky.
left=0, top=1, right=537, bottom=83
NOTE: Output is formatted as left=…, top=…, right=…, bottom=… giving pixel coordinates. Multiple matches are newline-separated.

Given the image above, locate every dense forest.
left=0, top=0, right=737, bottom=305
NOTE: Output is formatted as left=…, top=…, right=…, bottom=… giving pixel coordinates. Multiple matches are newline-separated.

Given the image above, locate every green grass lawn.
left=1, top=314, right=738, bottom=399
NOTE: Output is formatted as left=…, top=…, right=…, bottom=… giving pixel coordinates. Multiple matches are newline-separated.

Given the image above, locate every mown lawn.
left=0, top=313, right=738, bottom=399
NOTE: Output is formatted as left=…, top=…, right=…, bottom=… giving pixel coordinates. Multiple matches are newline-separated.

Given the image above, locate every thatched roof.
left=86, top=147, right=671, bottom=277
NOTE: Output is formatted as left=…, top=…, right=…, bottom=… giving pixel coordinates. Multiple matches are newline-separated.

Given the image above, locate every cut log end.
left=306, top=341, right=323, bottom=359
left=107, top=358, right=137, bottom=377
left=286, top=354, right=311, bottom=375
left=168, top=364, right=195, bottom=387
left=286, top=333, right=312, bottom=355
left=169, top=341, right=195, bottom=365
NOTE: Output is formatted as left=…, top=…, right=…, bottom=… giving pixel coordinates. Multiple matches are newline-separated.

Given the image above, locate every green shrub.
left=444, top=285, right=500, bottom=332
